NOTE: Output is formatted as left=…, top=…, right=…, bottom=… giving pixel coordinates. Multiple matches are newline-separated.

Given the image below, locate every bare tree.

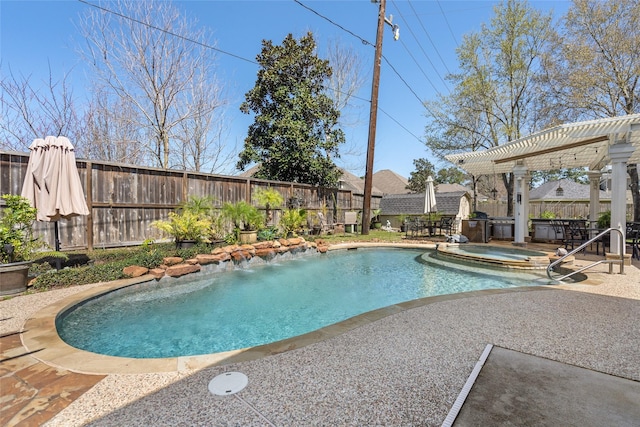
left=0, top=65, right=81, bottom=152
left=80, top=83, right=147, bottom=164
left=78, top=0, right=227, bottom=170
left=172, top=63, right=234, bottom=173
left=324, top=39, right=368, bottom=174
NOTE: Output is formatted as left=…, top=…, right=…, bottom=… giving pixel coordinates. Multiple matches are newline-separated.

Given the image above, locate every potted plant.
left=597, top=210, right=611, bottom=229
left=253, top=188, right=284, bottom=226
left=222, top=201, right=264, bottom=244
left=279, top=208, right=307, bottom=238
left=0, top=195, right=55, bottom=295
left=151, top=197, right=210, bottom=248
left=398, top=214, right=408, bottom=232
left=151, top=210, right=212, bottom=248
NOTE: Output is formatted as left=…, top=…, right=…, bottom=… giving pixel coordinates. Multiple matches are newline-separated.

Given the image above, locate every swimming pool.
left=56, top=248, right=545, bottom=358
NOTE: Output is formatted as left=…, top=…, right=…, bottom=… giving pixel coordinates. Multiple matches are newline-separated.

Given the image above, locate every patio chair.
left=439, top=216, right=455, bottom=236
left=626, top=222, right=640, bottom=260
left=565, top=220, right=589, bottom=253
left=316, top=212, right=332, bottom=235
left=549, top=220, right=568, bottom=246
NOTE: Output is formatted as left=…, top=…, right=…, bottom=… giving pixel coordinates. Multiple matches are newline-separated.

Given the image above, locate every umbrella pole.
left=54, top=221, right=62, bottom=270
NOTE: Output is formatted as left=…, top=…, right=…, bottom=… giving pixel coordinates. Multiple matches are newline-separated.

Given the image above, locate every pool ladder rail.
left=547, top=227, right=625, bottom=282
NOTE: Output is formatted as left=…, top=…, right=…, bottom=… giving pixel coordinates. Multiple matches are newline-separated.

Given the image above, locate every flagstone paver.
left=0, top=332, right=105, bottom=427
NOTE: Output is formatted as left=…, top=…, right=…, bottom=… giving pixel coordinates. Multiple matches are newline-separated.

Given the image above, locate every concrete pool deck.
left=1, top=241, right=639, bottom=426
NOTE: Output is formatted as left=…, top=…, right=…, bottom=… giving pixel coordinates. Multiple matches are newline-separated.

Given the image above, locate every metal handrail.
left=547, top=227, right=625, bottom=282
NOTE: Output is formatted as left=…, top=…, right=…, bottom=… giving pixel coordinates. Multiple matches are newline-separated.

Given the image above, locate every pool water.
left=57, top=248, right=541, bottom=358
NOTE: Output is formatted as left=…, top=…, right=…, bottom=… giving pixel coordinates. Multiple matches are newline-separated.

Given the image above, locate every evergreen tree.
left=238, top=32, right=345, bottom=187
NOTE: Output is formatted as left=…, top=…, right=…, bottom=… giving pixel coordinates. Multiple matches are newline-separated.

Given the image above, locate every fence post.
left=85, top=161, right=94, bottom=251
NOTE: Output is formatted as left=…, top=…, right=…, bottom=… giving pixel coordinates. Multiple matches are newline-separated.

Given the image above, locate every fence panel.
left=1, top=151, right=374, bottom=251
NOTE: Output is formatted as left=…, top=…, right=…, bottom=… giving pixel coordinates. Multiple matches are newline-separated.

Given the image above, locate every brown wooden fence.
left=478, top=199, right=632, bottom=219
left=1, top=151, right=371, bottom=251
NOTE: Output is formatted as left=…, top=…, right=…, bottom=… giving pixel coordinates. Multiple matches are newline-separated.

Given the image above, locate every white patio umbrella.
left=21, top=136, right=89, bottom=263
left=424, top=175, right=437, bottom=234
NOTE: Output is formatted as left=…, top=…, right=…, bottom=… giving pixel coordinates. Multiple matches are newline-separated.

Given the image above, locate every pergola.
left=446, top=114, right=640, bottom=255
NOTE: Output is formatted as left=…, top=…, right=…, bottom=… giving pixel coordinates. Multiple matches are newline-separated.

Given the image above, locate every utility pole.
left=362, top=0, right=397, bottom=235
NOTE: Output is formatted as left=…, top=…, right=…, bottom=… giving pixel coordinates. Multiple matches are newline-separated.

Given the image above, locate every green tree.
left=542, top=0, right=640, bottom=220
left=406, top=158, right=436, bottom=193
left=238, top=32, right=345, bottom=187
left=435, top=167, right=467, bottom=185
left=425, top=0, right=554, bottom=216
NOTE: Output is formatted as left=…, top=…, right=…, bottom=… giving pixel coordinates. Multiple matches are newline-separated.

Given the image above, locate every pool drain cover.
left=208, top=372, right=248, bottom=396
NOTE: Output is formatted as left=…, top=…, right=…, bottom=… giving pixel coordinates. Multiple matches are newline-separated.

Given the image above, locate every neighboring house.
left=528, top=178, right=634, bottom=220
left=372, top=169, right=410, bottom=195
left=378, top=191, right=472, bottom=232
left=338, top=169, right=384, bottom=196
left=530, top=179, right=609, bottom=201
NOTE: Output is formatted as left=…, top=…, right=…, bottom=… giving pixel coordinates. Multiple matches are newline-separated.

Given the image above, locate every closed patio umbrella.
left=21, top=136, right=89, bottom=264
left=424, top=175, right=437, bottom=235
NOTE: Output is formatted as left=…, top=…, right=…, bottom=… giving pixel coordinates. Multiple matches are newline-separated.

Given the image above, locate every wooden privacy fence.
left=0, top=151, right=364, bottom=251
left=478, top=200, right=632, bottom=219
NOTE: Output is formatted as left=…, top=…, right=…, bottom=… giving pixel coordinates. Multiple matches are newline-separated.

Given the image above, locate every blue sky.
left=1, top=0, right=569, bottom=178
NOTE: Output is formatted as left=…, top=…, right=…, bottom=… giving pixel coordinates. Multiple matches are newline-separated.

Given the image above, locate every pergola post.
left=512, top=163, right=528, bottom=246
left=587, top=170, right=602, bottom=236
left=608, top=142, right=634, bottom=255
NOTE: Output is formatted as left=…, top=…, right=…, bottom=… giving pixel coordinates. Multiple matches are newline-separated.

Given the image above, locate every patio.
left=1, top=241, right=638, bottom=426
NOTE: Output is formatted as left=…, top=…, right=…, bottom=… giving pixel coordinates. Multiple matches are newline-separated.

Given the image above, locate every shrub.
left=540, top=210, right=556, bottom=219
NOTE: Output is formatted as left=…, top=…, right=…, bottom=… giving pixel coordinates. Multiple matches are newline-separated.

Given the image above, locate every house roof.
left=529, top=179, right=610, bottom=201
left=379, top=191, right=470, bottom=216
left=372, top=169, right=410, bottom=194
left=339, top=169, right=384, bottom=196
left=235, top=165, right=383, bottom=196
left=435, top=183, right=470, bottom=194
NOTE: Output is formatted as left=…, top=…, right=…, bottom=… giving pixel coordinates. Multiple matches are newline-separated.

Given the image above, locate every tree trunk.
left=503, top=173, right=514, bottom=217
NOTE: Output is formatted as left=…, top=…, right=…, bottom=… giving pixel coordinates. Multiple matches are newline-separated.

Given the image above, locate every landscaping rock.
left=163, top=257, right=183, bottom=266
left=195, top=254, right=222, bottom=265
left=231, top=250, right=253, bottom=262
left=254, top=248, right=277, bottom=259
left=165, top=263, right=201, bottom=277
left=253, top=241, right=274, bottom=249
left=149, top=268, right=166, bottom=280
left=123, top=265, right=149, bottom=277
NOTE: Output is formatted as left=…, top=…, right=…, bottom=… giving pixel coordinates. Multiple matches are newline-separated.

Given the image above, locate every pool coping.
left=20, top=243, right=599, bottom=375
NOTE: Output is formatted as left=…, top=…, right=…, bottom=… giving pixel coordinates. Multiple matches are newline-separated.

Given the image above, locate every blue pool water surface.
left=57, top=248, right=541, bottom=358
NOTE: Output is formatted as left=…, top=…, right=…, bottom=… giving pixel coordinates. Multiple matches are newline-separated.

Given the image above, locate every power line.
left=78, top=0, right=369, bottom=105
left=79, top=0, right=425, bottom=144
left=293, top=1, right=428, bottom=109
left=378, top=106, right=424, bottom=144
left=390, top=0, right=448, bottom=95
left=292, top=0, right=373, bottom=47
left=436, top=0, right=459, bottom=47
left=78, top=0, right=256, bottom=66
left=407, top=0, right=453, bottom=76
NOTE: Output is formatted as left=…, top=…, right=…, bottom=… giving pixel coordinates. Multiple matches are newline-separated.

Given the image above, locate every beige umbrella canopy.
left=424, top=175, right=437, bottom=234
left=21, top=136, right=89, bottom=254
left=424, top=175, right=437, bottom=215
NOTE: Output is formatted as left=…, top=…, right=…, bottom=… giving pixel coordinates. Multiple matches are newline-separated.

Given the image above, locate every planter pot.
left=176, top=240, right=198, bottom=249
left=373, top=221, right=382, bottom=229
left=0, top=261, right=31, bottom=296
left=239, top=230, right=258, bottom=244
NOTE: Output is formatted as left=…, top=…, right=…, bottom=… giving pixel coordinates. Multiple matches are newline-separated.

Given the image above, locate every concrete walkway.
left=0, top=242, right=638, bottom=426
left=452, top=346, right=640, bottom=426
